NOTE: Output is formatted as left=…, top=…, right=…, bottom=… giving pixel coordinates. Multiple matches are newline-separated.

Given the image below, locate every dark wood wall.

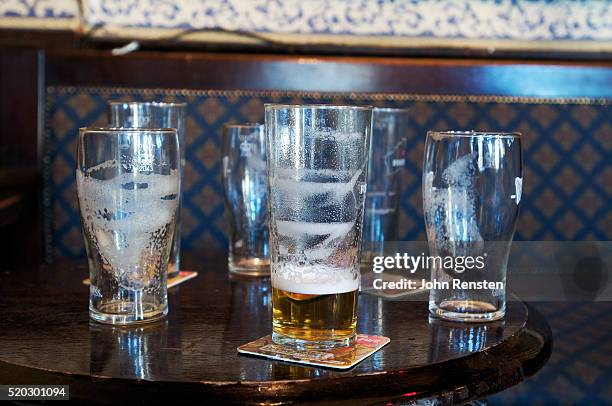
left=0, top=46, right=44, bottom=268
left=46, top=50, right=612, bottom=97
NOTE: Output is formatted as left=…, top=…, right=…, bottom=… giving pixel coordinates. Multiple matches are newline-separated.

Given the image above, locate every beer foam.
left=77, top=162, right=179, bottom=289
left=272, top=263, right=359, bottom=295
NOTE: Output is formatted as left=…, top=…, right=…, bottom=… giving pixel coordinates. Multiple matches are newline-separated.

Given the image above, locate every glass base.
left=168, top=261, right=180, bottom=279
left=229, top=258, right=270, bottom=276
left=89, top=301, right=167, bottom=325
left=429, top=300, right=505, bottom=322
left=272, top=331, right=356, bottom=350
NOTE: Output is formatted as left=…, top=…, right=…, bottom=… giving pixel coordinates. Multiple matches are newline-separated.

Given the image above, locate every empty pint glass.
left=423, top=131, right=522, bottom=322
left=265, top=104, right=372, bottom=349
left=362, top=108, right=408, bottom=261
left=109, top=101, right=186, bottom=277
left=77, top=128, right=180, bottom=324
left=221, top=123, right=269, bottom=275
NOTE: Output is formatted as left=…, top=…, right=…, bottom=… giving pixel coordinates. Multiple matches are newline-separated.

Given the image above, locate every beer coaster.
left=237, top=334, right=390, bottom=370
left=82, top=271, right=198, bottom=288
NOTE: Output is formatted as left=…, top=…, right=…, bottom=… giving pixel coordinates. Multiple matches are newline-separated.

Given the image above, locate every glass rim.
left=223, top=122, right=264, bottom=129
left=79, top=127, right=178, bottom=134
left=264, top=103, right=373, bottom=111
left=373, top=107, right=410, bottom=113
left=108, top=101, right=187, bottom=108
left=427, top=130, right=522, bottom=139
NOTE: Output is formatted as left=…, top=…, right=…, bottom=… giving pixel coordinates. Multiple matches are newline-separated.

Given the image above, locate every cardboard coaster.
left=237, top=334, right=390, bottom=370
left=83, top=271, right=198, bottom=288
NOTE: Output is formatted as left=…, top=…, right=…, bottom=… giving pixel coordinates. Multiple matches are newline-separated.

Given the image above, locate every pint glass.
left=221, top=123, right=269, bottom=275
left=109, top=101, right=186, bottom=277
left=423, top=131, right=522, bottom=322
left=265, top=104, right=372, bottom=349
left=362, top=108, right=408, bottom=261
left=77, top=128, right=180, bottom=324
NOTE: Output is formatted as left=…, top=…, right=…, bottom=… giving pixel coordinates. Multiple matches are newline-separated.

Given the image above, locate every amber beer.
left=272, top=288, right=358, bottom=343
left=265, top=104, right=372, bottom=349
left=269, top=259, right=362, bottom=349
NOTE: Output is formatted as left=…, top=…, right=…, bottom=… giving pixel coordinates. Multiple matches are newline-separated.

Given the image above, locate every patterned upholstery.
left=491, top=302, right=612, bottom=405
left=44, top=87, right=611, bottom=260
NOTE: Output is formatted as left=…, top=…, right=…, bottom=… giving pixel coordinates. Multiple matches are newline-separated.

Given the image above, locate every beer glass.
left=265, top=104, right=372, bottom=349
left=109, top=101, right=186, bottom=277
left=77, top=128, right=180, bottom=324
left=423, top=131, right=522, bottom=322
left=362, top=108, right=409, bottom=262
left=221, top=123, right=269, bottom=275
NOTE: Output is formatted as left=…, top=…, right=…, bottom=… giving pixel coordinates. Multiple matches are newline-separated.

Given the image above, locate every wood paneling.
left=46, top=50, right=612, bottom=98
left=0, top=47, right=43, bottom=164
left=0, top=46, right=44, bottom=267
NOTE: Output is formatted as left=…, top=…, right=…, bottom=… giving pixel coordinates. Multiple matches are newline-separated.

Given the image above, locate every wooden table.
left=0, top=253, right=551, bottom=404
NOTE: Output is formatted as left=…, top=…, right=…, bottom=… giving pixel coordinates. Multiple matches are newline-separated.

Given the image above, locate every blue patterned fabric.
left=3, top=0, right=610, bottom=43
left=83, top=0, right=611, bottom=42
left=491, top=302, right=612, bottom=405
left=0, top=0, right=76, bottom=19
left=44, top=87, right=611, bottom=260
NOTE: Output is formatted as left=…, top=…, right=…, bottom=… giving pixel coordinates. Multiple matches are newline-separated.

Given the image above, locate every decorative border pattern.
left=45, top=86, right=612, bottom=106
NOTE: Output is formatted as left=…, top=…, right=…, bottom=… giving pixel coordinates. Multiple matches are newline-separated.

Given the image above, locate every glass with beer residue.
left=77, top=127, right=180, bottom=325
left=265, top=104, right=372, bottom=349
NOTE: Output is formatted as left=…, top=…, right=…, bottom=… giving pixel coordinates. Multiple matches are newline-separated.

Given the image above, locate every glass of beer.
left=221, top=123, right=269, bottom=275
left=423, top=131, right=522, bottom=322
left=77, top=128, right=180, bottom=324
left=265, top=104, right=372, bottom=349
left=109, top=101, right=186, bottom=278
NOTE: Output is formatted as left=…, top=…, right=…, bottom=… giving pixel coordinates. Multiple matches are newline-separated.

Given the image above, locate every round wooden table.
left=0, top=253, right=551, bottom=404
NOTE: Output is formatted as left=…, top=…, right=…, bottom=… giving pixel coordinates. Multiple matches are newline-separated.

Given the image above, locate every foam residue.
left=271, top=168, right=362, bottom=208
left=423, top=153, right=483, bottom=253
left=441, top=153, right=475, bottom=188
left=305, top=128, right=363, bottom=143
left=276, top=220, right=354, bottom=238
left=77, top=161, right=179, bottom=290
left=276, top=220, right=355, bottom=260
left=269, top=154, right=365, bottom=293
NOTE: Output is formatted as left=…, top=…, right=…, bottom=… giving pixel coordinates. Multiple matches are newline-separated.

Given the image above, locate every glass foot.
left=430, top=300, right=505, bottom=322
left=89, top=301, right=167, bottom=325
left=271, top=331, right=356, bottom=350
left=229, top=258, right=270, bottom=276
